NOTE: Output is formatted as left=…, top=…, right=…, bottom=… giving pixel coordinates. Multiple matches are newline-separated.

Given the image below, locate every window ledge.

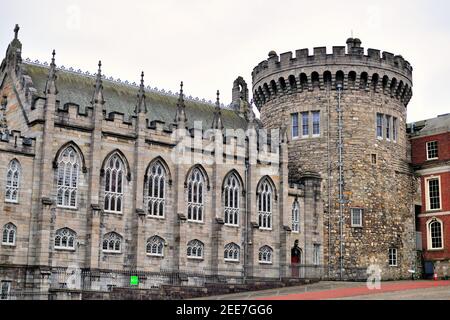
left=103, top=251, right=122, bottom=255
left=225, top=224, right=239, bottom=228
left=146, top=253, right=164, bottom=258
left=259, top=228, right=273, bottom=231
left=426, top=158, right=439, bottom=161
left=187, top=257, right=204, bottom=261
left=1, top=243, right=16, bottom=247
left=187, top=220, right=205, bottom=225
left=148, top=215, right=165, bottom=220
left=224, top=259, right=240, bottom=263
left=4, top=200, right=19, bottom=205
left=57, top=206, right=79, bottom=211
left=427, top=248, right=444, bottom=251
left=259, top=261, right=273, bottom=265
left=55, top=247, right=76, bottom=252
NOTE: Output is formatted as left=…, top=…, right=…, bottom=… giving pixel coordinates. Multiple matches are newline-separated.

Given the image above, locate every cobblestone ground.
left=192, top=281, right=450, bottom=300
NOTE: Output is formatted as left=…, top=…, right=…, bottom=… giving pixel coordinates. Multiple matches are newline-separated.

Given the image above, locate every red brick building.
left=409, top=114, right=450, bottom=278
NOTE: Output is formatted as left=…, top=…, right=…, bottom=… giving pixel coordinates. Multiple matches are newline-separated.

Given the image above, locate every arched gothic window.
left=146, top=236, right=165, bottom=257
left=187, top=239, right=204, bottom=259
left=258, top=179, right=273, bottom=230
left=224, top=243, right=240, bottom=262
left=258, top=246, right=273, bottom=264
left=428, top=219, right=444, bottom=250
left=2, top=223, right=16, bottom=246
left=56, top=147, right=79, bottom=208
left=292, top=201, right=300, bottom=233
left=54, top=228, right=76, bottom=250
left=104, top=154, right=125, bottom=213
left=224, top=174, right=240, bottom=226
left=187, top=168, right=205, bottom=222
left=5, top=160, right=21, bottom=203
left=102, top=232, right=122, bottom=253
left=145, top=161, right=166, bottom=218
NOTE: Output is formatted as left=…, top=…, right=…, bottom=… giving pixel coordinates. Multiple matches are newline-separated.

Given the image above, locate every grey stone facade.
left=0, top=27, right=323, bottom=299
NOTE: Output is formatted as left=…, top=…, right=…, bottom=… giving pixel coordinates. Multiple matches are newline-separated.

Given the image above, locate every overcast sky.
left=1, top=0, right=449, bottom=122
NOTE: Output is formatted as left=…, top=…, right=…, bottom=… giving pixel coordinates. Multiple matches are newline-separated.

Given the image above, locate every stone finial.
left=44, top=50, right=58, bottom=95
left=174, top=81, right=187, bottom=125
left=14, top=24, right=20, bottom=40
left=136, top=71, right=147, bottom=114
left=92, top=60, right=105, bottom=105
left=211, top=90, right=224, bottom=130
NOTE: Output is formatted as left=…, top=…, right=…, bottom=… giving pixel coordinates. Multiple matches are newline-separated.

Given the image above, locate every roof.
left=408, top=113, right=450, bottom=137
left=22, top=63, right=250, bottom=131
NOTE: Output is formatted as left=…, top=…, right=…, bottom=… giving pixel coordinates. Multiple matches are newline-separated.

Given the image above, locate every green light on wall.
left=130, top=276, right=139, bottom=286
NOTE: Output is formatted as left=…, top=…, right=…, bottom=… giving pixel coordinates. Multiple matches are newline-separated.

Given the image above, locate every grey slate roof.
left=409, top=113, right=450, bottom=136
left=23, top=63, right=250, bottom=130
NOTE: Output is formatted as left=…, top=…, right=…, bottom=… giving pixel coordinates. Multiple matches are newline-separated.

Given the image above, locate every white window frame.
left=56, top=147, right=80, bottom=209
left=224, top=174, right=240, bottom=227
left=313, top=244, right=321, bottom=266
left=376, top=113, right=383, bottom=139
left=385, top=115, right=391, bottom=141
left=187, top=239, right=204, bottom=260
left=427, top=218, right=444, bottom=250
left=187, top=168, right=206, bottom=223
left=291, top=113, right=299, bottom=139
left=146, top=235, right=165, bottom=257
left=145, top=161, right=166, bottom=219
left=5, top=159, right=20, bottom=204
left=258, top=246, right=273, bottom=264
left=258, top=180, right=273, bottom=231
left=292, top=201, right=300, bottom=233
left=425, top=176, right=442, bottom=211
left=388, top=248, right=398, bottom=267
left=104, top=154, right=125, bottom=214
left=312, top=111, right=320, bottom=137
left=392, top=117, right=398, bottom=142
left=102, top=232, right=122, bottom=254
left=224, top=243, right=240, bottom=262
left=2, top=223, right=16, bottom=246
left=351, top=208, right=363, bottom=228
left=1, top=281, right=11, bottom=300
left=426, top=141, right=439, bottom=161
left=301, top=112, right=309, bottom=138
left=54, top=228, right=77, bottom=251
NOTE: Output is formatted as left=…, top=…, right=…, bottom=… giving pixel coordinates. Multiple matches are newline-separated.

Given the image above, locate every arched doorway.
left=291, top=240, right=302, bottom=277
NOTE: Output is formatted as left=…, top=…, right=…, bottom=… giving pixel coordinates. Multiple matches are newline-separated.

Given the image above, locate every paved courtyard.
left=193, top=280, right=450, bottom=300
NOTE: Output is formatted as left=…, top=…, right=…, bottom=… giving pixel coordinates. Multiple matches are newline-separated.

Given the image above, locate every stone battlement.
left=252, top=38, right=412, bottom=82
left=251, top=39, right=413, bottom=110
left=0, top=129, right=35, bottom=154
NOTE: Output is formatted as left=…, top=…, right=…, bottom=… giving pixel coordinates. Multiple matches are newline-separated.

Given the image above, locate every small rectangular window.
left=389, top=248, right=398, bottom=267
left=371, top=154, right=377, bottom=165
left=1, top=281, right=11, bottom=300
left=312, top=111, right=320, bottom=136
left=351, top=208, right=363, bottom=227
left=385, top=115, right=391, bottom=140
left=427, top=178, right=441, bottom=211
left=313, top=244, right=321, bottom=266
left=291, top=113, right=299, bottom=138
left=376, top=113, right=383, bottom=139
left=426, top=141, right=439, bottom=160
left=301, top=112, right=309, bottom=137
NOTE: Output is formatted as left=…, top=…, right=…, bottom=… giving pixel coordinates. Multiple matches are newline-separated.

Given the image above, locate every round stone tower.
left=252, top=38, right=417, bottom=280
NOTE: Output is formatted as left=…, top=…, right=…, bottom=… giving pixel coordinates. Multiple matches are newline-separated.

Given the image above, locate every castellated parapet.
left=254, top=38, right=418, bottom=280
left=252, top=38, right=413, bottom=110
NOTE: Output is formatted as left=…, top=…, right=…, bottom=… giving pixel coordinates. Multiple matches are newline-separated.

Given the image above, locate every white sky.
left=1, top=0, right=449, bottom=122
